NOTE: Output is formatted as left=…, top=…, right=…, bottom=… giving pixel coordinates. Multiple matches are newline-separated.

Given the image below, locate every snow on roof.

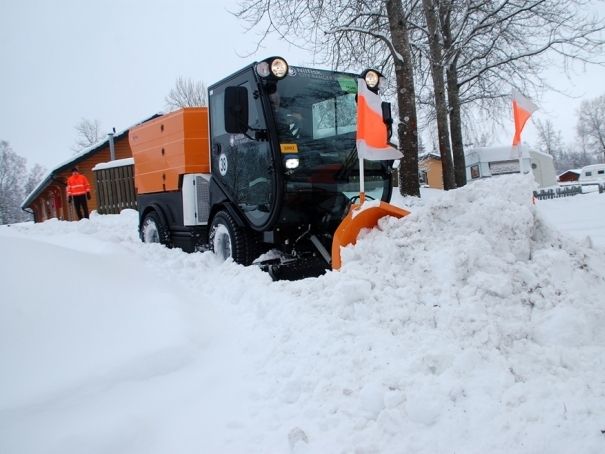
left=418, top=151, right=441, bottom=161
left=92, top=158, right=134, bottom=171
left=529, top=148, right=554, bottom=160
left=464, top=145, right=531, bottom=161
left=580, top=163, right=605, bottom=171
left=557, top=169, right=582, bottom=177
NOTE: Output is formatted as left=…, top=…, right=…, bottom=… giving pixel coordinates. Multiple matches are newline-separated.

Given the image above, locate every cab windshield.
left=270, top=67, right=358, bottom=143
left=268, top=66, right=392, bottom=225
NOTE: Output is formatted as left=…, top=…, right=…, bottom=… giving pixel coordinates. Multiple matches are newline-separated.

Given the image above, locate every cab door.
left=208, top=71, right=276, bottom=229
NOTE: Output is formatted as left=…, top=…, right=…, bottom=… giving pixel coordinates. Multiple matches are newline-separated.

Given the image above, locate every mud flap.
left=331, top=201, right=410, bottom=270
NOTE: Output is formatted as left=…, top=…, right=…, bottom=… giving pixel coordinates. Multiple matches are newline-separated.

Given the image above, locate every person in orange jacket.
left=67, top=167, right=91, bottom=220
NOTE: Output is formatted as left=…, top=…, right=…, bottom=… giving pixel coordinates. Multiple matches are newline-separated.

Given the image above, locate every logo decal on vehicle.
left=280, top=143, right=299, bottom=153
left=219, top=153, right=228, bottom=176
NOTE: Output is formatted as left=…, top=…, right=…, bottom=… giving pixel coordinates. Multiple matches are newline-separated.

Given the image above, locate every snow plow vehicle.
left=129, top=56, right=409, bottom=280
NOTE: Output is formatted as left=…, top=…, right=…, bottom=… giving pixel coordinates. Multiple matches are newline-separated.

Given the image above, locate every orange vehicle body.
left=129, top=108, right=210, bottom=194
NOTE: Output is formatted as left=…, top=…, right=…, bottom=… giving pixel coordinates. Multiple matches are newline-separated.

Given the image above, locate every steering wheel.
left=350, top=194, right=375, bottom=204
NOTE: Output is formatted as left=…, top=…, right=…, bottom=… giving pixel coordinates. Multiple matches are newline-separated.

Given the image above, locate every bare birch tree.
left=431, top=0, right=605, bottom=185
left=0, top=141, right=47, bottom=224
left=420, top=0, right=457, bottom=190
left=534, top=115, right=602, bottom=172
left=164, top=77, right=208, bottom=112
left=553, top=142, right=595, bottom=173
left=24, top=163, right=46, bottom=197
left=533, top=118, right=563, bottom=157
left=575, top=93, right=605, bottom=162
left=71, top=118, right=104, bottom=154
left=0, top=141, right=25, bottom=224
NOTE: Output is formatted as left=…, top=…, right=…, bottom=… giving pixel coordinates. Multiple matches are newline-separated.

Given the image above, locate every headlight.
left=256, top=57, right=289, bottom=80
left=361, top=69, right=386, bottom=92
left=284, top=156, right=299, bottom=169
left=256, top=61, right=270, bottom=78
left=364, top=70, right=380, bottom=88
left=271, top=58, right=288, bottom=78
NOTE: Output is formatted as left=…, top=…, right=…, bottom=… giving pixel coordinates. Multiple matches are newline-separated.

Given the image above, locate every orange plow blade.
left=332, top=201, right=411, bottom=270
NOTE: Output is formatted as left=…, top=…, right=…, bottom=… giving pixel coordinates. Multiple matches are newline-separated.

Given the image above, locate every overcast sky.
left=2, top=0, right=604, bottom=171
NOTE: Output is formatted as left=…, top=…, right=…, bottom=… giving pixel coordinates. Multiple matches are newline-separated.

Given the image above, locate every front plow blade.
left=332, top=201, right=410, bottom=270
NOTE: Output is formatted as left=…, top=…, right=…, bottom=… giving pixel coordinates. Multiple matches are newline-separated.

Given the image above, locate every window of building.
left=419, top=171, right=427, bottom=184
left=489, top=160, right=520, bottom=175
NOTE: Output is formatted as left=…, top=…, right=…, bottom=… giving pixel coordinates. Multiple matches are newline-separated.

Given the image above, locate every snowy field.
left=1, top=174, right=604, bottom=454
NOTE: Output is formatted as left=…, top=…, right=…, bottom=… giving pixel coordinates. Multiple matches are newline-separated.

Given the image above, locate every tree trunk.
left=446, top=61, right=466, bottom=187
left=421, top=0, right=456, bottom=190
left=440, top=5, right=467, bottom=189
left=386, top=0, right=420, bottom=197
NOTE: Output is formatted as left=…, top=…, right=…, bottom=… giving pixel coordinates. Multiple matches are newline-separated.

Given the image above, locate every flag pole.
left=359, top=156, right=365, bottom=204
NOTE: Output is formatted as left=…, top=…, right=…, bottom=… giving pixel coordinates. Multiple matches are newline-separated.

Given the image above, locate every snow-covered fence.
left=93, top=159, right=137, bottom=214
left=533, top=186, right=583, bottom=200
left=581, top=182, right=605, bottom=194
left=534, top=184, right=604, bottom=200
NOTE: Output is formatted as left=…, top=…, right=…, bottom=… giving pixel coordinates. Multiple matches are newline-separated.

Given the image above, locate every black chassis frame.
left=138, top=192, right=207, bottom=253
left=137, top=178, right=261, bottom=254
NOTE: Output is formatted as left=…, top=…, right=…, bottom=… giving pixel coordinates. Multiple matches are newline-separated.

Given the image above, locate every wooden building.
left=418, top=152, right=444, bottom=189
left=21, top=116, right=159, bottom=222
left=558, top=169, right=581, bottom=183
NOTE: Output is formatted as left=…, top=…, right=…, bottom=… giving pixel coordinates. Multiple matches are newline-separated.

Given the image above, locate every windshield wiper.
left=334, top=145, right=358, bottom=182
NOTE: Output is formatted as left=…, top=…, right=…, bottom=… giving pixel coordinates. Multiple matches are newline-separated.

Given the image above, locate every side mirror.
left=381, top=101, right=393, bottom=140
left=224, top=86, right=249, bottom=134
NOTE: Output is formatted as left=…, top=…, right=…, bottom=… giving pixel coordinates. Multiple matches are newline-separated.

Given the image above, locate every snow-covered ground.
left=1, top=174, right=604, bottom=454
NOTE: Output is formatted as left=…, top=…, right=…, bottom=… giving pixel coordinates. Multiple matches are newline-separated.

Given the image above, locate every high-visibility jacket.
left=67, top=173, right=91, bottom=197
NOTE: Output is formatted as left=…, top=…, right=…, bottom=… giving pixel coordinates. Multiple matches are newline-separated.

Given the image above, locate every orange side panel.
left=129, top=107, right=210, bottom=194
left=331, top=202, right=410, bottom=270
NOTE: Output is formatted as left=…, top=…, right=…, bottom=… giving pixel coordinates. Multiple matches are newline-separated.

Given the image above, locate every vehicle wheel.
left=209, top=210, right=249, bottom=265
left=141, top=211, right=170, bottom=246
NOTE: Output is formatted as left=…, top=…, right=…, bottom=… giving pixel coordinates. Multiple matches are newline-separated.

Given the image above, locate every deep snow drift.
left=1, top=174, right=604, bottom=453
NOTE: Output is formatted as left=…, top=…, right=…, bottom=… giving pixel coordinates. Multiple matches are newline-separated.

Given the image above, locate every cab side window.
left=210, top=90, right=226, bottom=137
left=240, top=81, right=260, bottom=127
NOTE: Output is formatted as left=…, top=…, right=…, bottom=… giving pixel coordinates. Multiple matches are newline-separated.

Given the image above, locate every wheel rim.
left=212, top=224, right=232, bottom=260
left=143, top=219, right=160, bottom=243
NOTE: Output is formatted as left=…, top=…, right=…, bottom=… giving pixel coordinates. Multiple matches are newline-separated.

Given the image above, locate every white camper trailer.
left=465, top=146, right=531, bottom=179
left=464, top=146, right=558, bottom=188
left=578, top=164, right=605, bottom=183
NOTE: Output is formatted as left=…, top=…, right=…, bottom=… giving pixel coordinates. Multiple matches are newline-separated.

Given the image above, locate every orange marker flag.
left=511, top=88, right=538, bottom=158
left=357, top=80, right=402, bottom=161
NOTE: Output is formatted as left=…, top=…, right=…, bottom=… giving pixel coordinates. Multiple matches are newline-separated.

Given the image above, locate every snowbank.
left=1, top=174, right=604, bottom=453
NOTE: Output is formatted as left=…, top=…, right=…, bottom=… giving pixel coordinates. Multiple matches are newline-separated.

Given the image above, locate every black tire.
left=209, top=210, right=249, bottom=265
left=141, top=211, right=170, bottom=246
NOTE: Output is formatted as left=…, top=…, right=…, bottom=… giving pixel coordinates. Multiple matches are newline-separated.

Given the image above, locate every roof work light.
left=256, top=57, right=289, bottom=80
left=360, top=69, right=386, bottom=93
left=284, top=155, right=300, bottom=170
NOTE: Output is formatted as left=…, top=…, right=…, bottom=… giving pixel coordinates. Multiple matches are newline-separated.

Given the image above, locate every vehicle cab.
left=207, top=57, right=395, bottom=246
